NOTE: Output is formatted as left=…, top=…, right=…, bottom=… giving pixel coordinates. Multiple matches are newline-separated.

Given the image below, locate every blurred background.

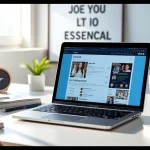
left=0, top=4, right=149, bottom=92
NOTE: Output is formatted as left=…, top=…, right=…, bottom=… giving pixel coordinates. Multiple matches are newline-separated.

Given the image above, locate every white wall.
left=34, top=4, right=48, bottom=49
left=124, top=4, right=150, bottom=42
left=34, top=4, right=58, bottom=86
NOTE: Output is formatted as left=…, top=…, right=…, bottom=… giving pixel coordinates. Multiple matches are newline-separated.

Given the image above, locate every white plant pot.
left=28, top=74, right=45, bottom=91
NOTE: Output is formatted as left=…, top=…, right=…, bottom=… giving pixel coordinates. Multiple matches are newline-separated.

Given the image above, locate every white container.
left=28, top=74, right=45, bottom=91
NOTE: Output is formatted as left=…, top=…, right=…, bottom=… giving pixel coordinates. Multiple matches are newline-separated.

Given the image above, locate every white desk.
left=0, top=83, right=150, bottom=146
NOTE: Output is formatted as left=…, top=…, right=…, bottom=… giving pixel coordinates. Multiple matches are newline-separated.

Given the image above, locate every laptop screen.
left=55, top=47, right=147, bottom=107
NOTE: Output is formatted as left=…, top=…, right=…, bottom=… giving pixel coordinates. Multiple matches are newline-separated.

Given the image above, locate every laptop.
left=12, top=42, right=150, bottom=130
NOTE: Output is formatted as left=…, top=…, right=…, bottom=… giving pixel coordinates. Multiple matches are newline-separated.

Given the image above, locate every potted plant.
left=21, top=57, right=52, bottom=91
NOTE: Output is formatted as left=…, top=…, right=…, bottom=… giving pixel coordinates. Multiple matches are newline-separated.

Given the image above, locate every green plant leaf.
left=32, top=59, right=42, bottom=75
left=22, top=57, right=52, bottom=75
left=22, top=61, right=35, bottom=75
left=41, top=59, right=51, bottom=69
left=39, top=64, right=52, bottom=75
left=32, top=59, right=36, bottom=70
left=35, top=66, right=38, bottom=75
left=35, top=60, right=40, bottom=65
left=39, top=57, right=47, bottom=67
left=32, top=59, right=38, bottom=75
left=39, top=60, right=51, bottom=71
left=36, top=65, right=41, bottom=75
left=45, top=64, right=52, bottom=69
left=38, top=67, right=46, bottom=75
left=44, top=60, right=51, bottom=65
left=38, top=57, right=52, bottom=74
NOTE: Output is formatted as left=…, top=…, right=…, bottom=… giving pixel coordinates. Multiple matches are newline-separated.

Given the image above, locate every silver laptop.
left=12, top=42, right=150, bottom=130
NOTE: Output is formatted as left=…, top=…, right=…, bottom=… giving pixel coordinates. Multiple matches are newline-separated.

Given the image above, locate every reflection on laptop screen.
left=56, top=47, right=147, bottom=106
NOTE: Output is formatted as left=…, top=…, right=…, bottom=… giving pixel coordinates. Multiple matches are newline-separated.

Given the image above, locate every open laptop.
left=12, top=42, right=150, bottom=130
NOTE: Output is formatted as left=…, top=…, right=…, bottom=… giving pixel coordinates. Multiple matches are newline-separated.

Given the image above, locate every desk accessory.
left=0, top=120, right=4, bottom=129
left=20, top=57, right=52, bottom=91
left=0, top=68, right=11, bottom=94
left=0, top=103, right=41, bottom=112
left=0, top=97, right=41, bottom=112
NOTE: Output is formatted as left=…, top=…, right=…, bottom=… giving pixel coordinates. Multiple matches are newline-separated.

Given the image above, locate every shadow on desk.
left=13, top=115, right=150, bottom=136
left=113, top=115, right=150, bottom=134
left=28, top=89, right=53, bottom=96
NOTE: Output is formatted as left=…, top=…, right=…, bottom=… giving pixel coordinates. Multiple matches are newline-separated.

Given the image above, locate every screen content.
left=56, top=47, right=147, bottom=106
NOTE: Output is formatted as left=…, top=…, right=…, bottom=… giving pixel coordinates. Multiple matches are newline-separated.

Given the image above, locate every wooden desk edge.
left=0, top=141, right=26, bottom=146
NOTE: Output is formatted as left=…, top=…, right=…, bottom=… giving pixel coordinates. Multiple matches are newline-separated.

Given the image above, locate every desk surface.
left=0, top=83, right=150, bottom=146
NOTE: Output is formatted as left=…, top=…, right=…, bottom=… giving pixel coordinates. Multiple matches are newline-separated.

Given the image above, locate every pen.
left=4, top=103, right=41, bottom=112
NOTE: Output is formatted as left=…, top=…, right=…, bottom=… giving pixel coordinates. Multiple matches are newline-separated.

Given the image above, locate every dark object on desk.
left=0, top=97, right=41, bottom=113
left=0, top=67, right=11, bottom=94
left=0, top=120, right=4, bottom=129
left=1, top=103, right=41, bottom=112
left=0, top=97, right=41, bottom=109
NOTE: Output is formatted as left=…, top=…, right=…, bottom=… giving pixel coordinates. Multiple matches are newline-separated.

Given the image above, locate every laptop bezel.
left=52, top=42, right=150, bottom=112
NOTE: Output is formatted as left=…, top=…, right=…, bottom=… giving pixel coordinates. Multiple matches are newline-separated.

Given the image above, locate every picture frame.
left=48, top=4, right=123, bottom=62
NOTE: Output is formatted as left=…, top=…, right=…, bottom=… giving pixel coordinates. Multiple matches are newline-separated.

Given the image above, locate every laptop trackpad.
left=42, top=114, right=85, bottom=122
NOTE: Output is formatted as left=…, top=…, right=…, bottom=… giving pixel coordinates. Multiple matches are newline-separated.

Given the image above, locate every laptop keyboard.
left=33, top=105, right=132, bottom=120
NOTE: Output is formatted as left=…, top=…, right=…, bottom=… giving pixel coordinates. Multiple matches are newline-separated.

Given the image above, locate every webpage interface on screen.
left=56, top=47, right=147, bottom=106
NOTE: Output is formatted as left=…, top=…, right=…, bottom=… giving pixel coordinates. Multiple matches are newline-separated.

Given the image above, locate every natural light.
left=0, top=4, right=21, bottom=36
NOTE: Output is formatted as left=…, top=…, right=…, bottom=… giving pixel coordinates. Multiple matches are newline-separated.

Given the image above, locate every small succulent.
left=21, top=57, right=52, bottom=75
